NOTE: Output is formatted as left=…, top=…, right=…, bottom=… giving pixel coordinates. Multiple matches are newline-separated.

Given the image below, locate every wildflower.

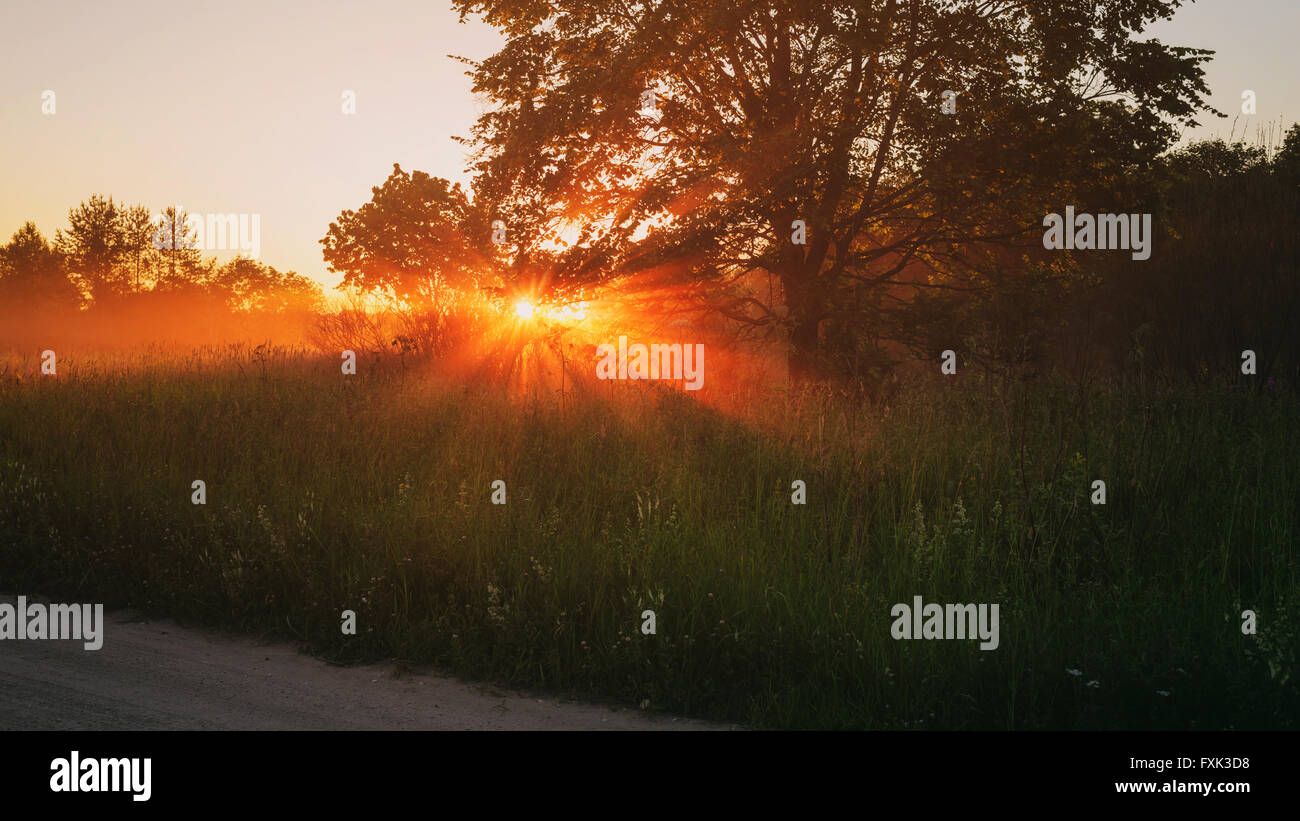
left=1086, top=680, right=1100, bottom=689
left=1066, top=668, right=1082, bottom=676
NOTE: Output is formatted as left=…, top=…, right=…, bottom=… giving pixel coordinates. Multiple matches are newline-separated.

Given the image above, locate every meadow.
left=0, top=345, right=1296, bottom=729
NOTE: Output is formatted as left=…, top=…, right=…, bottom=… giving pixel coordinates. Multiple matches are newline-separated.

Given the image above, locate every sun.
left=514, top=299, right=535, bottom=320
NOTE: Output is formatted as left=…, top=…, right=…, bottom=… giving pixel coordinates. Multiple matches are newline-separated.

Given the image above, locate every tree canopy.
left=453, top=0, right=1217, bottom=379
left=320, top=164, right=493, bottom=307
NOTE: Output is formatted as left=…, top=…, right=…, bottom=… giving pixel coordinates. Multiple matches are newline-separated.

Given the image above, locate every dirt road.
left=0, top=594, right=731, bottom=730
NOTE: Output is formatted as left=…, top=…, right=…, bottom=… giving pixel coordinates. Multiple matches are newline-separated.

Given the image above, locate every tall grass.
left=0, top=345, right=1295, bottom=728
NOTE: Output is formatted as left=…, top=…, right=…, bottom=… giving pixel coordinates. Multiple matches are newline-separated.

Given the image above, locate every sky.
left=1, top=0, right=1296, bottom=290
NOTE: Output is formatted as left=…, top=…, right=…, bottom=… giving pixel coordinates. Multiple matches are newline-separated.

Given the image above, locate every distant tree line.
left=0, top=195, right=321, bottom=318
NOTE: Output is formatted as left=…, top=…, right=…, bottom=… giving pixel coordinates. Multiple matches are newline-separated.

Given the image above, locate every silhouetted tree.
left=1274, top=123, right=1300, bottom=184
left=151, top=205, right=206, bottom=290
left=1094, top=131, right=1300, bottom=380
left=56, top=195, right=126, bottom=301
left=0, top=222, right=81, bottom=310
left=119, top=204, right=158, bottom=292
left=456, top=0, right=1217, bottom=381
left=210, top=257, right=323, bottom=313
left=320, top=164, right=493, bottom=309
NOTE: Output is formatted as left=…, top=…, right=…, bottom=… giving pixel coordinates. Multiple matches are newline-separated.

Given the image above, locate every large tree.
left=320, top=164, right=493, bottom=308
left=455, top=0, right=1216, bottom=380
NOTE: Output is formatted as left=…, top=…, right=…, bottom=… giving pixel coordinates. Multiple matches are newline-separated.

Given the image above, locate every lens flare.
left=514, top=299, right=535, bottom=320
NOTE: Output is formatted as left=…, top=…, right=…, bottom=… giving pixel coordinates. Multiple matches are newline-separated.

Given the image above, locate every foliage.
left=320, top=164, right=496, bottom=307
left=1, top=350, right=1294, bottom=729
left=454, top=0, right=1218, bottom=379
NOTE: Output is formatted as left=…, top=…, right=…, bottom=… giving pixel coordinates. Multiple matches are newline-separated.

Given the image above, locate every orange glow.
left=509, top=297, right=589, bottom=325
left=548, top=300, right=588, bottom=322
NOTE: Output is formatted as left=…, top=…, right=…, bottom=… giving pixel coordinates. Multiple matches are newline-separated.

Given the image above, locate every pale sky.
left=1, top=0, right=1295, bottom=289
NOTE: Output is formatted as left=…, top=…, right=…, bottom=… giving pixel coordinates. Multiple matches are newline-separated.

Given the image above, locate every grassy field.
left=1, top=345, right=1296, bottom=729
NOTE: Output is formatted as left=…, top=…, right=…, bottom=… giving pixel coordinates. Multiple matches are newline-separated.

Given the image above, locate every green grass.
left=1, top=345, right=1296, bottom=728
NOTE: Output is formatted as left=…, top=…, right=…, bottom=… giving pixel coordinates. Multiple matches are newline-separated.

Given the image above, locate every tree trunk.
left=781, top=251, right=824, bottom=385
left=788, top=312, right=821, bottom=384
